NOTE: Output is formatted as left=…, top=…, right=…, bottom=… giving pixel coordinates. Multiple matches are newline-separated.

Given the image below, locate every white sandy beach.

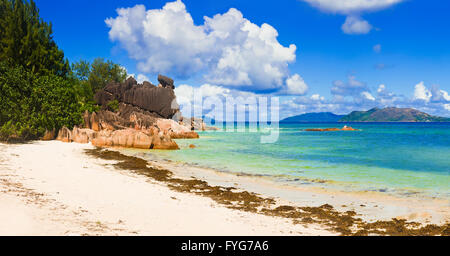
left=0, top=141, right=334, bottom=236
left=1, top=141, right=449, bottom=236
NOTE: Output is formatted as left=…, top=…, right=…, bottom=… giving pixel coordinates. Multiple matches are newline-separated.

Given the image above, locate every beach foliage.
left=71, top=58, right=127, bottom=96
left=0, top=0, right=69, bottom=76
left=70, top=58, right=127, bottom=113
left=70, top=60, right=97, bottom=113
left=0, top=62, right=82, bottom=141
left=0, top=0, right=127, bottom=141
left=0, top=0, right=81, bottom=141
left=87, top=58, right=127, bottom=94
left=106, top=99, right=120, bottom=112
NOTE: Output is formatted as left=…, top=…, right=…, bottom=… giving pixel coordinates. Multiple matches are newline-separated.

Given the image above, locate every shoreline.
left=0, top=141, right=334, bottom=236
left=1, top=141, right=449, bottom=235
left=115, top=147, right=450, bottom=225
left=139, top=150, right=449, bottom=204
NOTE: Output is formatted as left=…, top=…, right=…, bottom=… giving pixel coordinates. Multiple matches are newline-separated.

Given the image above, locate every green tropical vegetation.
left=0, top=62, right=82, bottom=140
left=0, top=0, right=127, bottom=141
left=0, top=0, right=69, bottom=76
left=70, top=58, right=127, bottom=113
left=87, top=58, right=127, bottom=94
left=106, top=99, right=120, bottom=112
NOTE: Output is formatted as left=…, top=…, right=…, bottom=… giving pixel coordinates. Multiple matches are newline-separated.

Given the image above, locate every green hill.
left=339, top=107, right=450, bottom=122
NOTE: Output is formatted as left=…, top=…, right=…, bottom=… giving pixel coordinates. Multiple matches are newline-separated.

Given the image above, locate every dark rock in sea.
left=158, top=74, right=175, bottom=89
left=304, top=126, right=358, bottom=132
left=170, top=131, right=200, bottom=139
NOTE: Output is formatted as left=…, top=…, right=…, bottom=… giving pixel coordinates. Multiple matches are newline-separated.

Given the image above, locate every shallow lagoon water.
left=139, top=123, right=450, bottom=200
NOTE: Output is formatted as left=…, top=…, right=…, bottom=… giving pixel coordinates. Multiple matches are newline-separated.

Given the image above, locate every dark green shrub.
left=0, top=62, right=82, bottom=141
left=107, top=99, right=120, bottom=112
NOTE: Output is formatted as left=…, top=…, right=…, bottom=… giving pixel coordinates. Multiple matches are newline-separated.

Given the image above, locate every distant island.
left=282, top=107, right=450, bottom=123
left=281, top=112, right=344, bottom=123
left=339, top=107, right=450, bottom=122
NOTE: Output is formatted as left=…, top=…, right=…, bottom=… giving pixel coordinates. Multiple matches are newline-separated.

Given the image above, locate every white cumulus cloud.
left=301, top=0, right=403, bottom=14
left=285, top=74, right=309, bottom=95
left=175, top=83, right=256, bottom=103
left=341, top=16, right=372, bottom=35
left=311, top=94, right=325, bottom=101
left=174, top=83, right=259, bottom=119
left=413, top=81, right=432, bottom=102
left=444, top=104, right=450, bottom=111
left=441, top=90, right=450, bottom=101
left=429, top=85, right=450, bottom=102
left=301, top=0, right=404, bottom=34
left=361, top=91, right=376, bottom=101
left=106, top=0, right=298, bottom=93
left=136, top=74, right=150, bottom=83
left=282, top=80, right=450, bottom=119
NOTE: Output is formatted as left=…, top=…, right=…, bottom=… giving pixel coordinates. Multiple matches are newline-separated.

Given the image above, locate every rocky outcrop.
left=178, top=117, right=219, bottom=131
left=55, top=75, right=204, bottom=150
left=170, top=132, right=200, bottom=139
left=90, top=112, right=100, bottom=131
left=179, top=117, right=205, bottom=131
left=82, top=110, right=91, bottom=129
left=57, top=124, right=180, bottom=150
left=41, top=129, right=56, bottom=141
left=157, top=119, right=190, bottom=133
left=156, top=119, right=200, bottom=139
left=71, top=127, right=97, bottom=144
left=158, top=74, right=175, bottom=89
left=341, top=126, right=358, bottom=131
left=205, top=126, right=220, bottom=131
left=56, top=111, right=192, bottom=149
left=150, top=132, right=180, bottom=150
left=56, top=126, right=72, bottom=142
left=91, top=129, right=179, bottom=150
left=56, top=126, right=97, bottom=144
left=95, top=77, right=179, bottom=119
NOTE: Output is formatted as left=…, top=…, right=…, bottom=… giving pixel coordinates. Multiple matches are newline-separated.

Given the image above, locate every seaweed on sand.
left=85, top=148, right=449, bottom=236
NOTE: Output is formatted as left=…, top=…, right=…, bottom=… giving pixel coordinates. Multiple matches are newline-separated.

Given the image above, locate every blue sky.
left=35, top=0, right=450, bottom=118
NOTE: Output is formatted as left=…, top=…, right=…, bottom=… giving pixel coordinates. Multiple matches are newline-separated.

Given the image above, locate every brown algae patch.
left=85, top=148, right=450, bottom=236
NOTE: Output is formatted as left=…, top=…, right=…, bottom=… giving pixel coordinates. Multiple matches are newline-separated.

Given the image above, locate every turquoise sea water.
left=140, top=123, right=450, bottom=199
